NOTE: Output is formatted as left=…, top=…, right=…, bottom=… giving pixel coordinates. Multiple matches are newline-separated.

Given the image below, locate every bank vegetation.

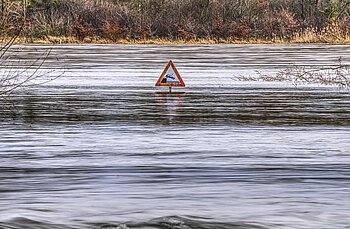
left=0, top=0, right=350, bottom=44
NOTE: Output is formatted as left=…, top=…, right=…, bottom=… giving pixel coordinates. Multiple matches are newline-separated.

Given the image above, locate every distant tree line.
left=0, top=0, right=349, bottom=42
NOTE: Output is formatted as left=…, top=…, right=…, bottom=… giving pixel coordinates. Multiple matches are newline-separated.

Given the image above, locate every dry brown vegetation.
left=0, top=0, right=350, bottom=43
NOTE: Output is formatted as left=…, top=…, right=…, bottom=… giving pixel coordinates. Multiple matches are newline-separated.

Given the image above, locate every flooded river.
left=1, top=45, right=350, bottom=229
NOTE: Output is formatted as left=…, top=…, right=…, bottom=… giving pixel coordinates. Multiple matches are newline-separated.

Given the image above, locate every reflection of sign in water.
left=155, top=60, right=185, bottom=87
left=155, top=92, right=185, bottom=124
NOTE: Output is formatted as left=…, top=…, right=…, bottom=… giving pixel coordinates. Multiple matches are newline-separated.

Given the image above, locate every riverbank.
left=4, top=34, right=350, bottom=45
left=1, top=0, right=350, bottom=45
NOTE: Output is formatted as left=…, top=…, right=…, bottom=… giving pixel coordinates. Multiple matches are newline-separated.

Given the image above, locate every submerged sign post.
left=155, top=60, right=185, bottom=92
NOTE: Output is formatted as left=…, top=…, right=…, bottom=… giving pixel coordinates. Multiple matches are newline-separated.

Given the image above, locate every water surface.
left=1, top=44, right=350, bottom=229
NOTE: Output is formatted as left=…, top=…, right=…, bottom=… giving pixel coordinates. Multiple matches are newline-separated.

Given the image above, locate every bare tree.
left=234, top=59, right=350, bottom=88
left=0, top=0, right=62, bottom=97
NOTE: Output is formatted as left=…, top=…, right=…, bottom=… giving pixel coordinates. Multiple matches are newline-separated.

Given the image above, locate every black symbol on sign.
left=161, top=73, right=176, bottom=83
left=165, top=74, right=175, bottom=80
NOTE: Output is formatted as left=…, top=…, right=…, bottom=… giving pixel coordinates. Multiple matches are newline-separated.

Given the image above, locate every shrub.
left=102, top=20, right=125, bottom=41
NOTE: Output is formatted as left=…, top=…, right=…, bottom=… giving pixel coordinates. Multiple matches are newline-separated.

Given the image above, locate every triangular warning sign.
left=155, top=60, right=185, bottom=87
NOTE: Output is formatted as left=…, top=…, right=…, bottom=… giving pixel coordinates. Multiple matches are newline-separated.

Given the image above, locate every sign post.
left=155, top=60, right=185, bottom=92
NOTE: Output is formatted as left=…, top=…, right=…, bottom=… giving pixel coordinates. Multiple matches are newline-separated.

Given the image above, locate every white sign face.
left=160, top=66, right=181, bottom=84
left=155, top=60, right=185, bottom=87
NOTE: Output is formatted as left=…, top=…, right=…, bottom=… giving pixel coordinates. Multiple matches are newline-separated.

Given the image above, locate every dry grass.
left=4, top=35, right=350, bottom=45
left=293, top=23, right=350, bottom=44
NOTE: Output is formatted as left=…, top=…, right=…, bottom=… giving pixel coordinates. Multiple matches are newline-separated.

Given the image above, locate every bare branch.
left=234, top=60, right=350, bottom=88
